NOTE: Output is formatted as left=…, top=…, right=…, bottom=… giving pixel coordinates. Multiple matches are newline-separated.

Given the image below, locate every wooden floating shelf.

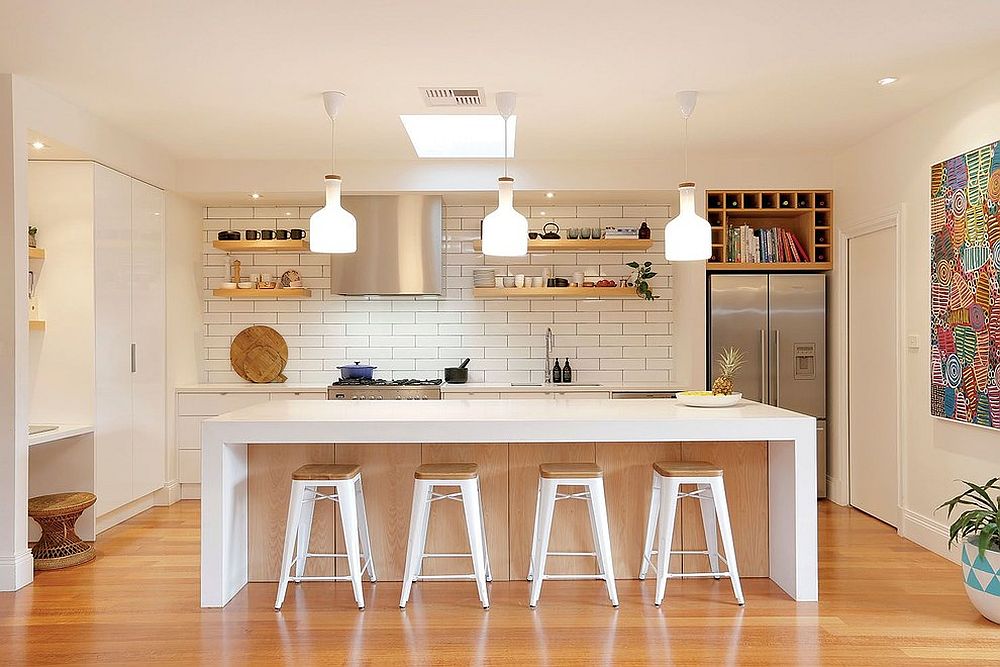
left=473, top=287, right=637, bottom=298
left=212, top=239, right=309, bottom=252
left=28, top=247, right=45, bottom=260
left=29, top=320, right=45, bottom=331
left=473, top=238, right=654, bottom=253
left=212, top=288, right=312, bottom=298
left=708, top=262, right=833, bottom=272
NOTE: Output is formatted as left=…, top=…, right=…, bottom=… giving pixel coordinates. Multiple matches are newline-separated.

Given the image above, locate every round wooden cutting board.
left=231, top=326, right=289, bottom=383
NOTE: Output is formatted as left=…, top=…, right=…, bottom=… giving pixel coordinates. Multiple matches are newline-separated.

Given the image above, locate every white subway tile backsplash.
left=199, top=202, right=674, bottom=384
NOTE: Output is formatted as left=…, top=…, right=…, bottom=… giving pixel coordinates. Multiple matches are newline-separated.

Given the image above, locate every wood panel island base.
left=201, top=399, right=817, bottom=607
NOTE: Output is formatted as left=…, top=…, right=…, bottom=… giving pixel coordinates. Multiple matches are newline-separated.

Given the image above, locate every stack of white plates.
left=473, top=269, right=496, bottom=287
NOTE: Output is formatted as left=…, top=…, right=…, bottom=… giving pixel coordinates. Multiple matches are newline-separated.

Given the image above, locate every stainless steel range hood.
left=328, top=194, right=443, bottom=296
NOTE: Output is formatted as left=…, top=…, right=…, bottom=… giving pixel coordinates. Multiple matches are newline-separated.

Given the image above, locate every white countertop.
left=177, top=382, right=687, bottom=394
left=204, top=398, right=812, bottom=444
left=28, top=424, right=95, bottom=447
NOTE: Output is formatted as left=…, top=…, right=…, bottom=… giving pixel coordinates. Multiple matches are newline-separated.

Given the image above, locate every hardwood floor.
left=1, top=500, right=997, bottom=665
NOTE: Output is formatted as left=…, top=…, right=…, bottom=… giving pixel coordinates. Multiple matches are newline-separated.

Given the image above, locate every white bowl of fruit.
left=676, top=347, right=745, bottom=407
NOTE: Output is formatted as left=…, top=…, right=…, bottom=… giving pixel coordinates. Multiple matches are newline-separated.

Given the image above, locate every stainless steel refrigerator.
left=708, top=274, right=827, bottom=497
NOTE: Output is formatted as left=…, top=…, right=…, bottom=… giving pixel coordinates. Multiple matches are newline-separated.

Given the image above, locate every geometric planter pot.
left=961, top=538, right=1000, bottom=624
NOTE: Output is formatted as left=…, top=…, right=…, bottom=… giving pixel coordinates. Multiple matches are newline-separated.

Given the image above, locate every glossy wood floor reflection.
left=2, top=501, right=998, bottom=665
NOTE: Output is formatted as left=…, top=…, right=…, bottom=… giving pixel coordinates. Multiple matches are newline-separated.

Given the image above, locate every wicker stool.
left=28, top=492, right=97, bottom=571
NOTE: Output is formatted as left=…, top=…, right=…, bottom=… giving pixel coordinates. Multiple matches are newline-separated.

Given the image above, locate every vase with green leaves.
left=625, top=261, right=658, bottom=301
left=938, top=477, right=1000, bottom=623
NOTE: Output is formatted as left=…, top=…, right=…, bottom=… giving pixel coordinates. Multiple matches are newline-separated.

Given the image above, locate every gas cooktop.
left=329, top=378, right=444, bottom=387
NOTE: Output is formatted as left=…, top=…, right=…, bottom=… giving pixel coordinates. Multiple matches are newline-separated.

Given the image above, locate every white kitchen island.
left=201, top=398, right=817, bottom=607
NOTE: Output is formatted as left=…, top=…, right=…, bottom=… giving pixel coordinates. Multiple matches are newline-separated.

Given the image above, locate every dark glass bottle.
left=562, top=358, right=572, bottom=383
left=638, top=221, right=651, bottom=239
left=552, top=358, right=562, bottom=384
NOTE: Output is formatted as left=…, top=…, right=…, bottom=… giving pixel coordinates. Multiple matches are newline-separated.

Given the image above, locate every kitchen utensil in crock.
left=338, top=362, right=377, bottom=380
left=541, top=222, right=561, bottom=239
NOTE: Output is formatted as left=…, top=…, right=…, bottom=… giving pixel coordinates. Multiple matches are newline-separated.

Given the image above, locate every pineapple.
left=712, top=347, right=745, bottom=395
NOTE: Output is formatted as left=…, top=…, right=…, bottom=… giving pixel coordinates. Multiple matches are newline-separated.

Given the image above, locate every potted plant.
left=938, top=477, right=1000, bottom=623
left=625, top=260, right=658, bottom=301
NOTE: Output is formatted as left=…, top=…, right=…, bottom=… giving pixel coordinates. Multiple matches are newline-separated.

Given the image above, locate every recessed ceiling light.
left=545, top=192, right=555, bottom=199
left=400, top=114, right=515, bottom=158
left=250, top=192, right=262, bottom=199
left=30, top=141, right=46, bottom=150
left=877, top=77, right=898, bottom=86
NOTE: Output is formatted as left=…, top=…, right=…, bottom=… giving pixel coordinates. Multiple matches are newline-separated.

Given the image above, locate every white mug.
left=494, top=276, right=504, bottom=288
left=532, top=276, right=544, bottom=288
left=572, top=271, right=585, bottom=286
left=515, top=274, right=525, bottom=287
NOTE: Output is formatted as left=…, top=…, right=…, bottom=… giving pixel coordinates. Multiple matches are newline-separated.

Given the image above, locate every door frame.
left=836, top=206, right=904, bottom=525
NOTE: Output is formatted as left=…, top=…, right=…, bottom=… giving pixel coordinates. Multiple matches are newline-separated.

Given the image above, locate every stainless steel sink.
left=29, top=424, right=58, bottom=436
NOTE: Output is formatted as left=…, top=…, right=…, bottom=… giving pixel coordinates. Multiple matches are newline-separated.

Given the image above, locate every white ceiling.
left=3, top=0, right=1000, bottom=164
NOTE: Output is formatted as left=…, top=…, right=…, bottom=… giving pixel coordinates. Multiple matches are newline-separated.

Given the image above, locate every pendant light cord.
left=684, top=117, right=689, bottom=179
left=503, top=115, right=509, bottom=178
left=330, top=119, right=337, bottom=173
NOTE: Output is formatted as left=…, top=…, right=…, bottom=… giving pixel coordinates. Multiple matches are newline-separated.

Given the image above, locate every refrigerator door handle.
left=760, top=329, right=767, bottom=404
left=774, top=329, right=781, bottom=406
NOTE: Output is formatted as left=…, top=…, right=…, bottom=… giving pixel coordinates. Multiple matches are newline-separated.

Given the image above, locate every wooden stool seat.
left=291, top=463, right=361, bottom=481
left=539, top=462, right=603, bottom=479
left=653, top=460, right=723, bottom=477
left=414, top=463, right=479, bottom=480
left=27, top=492, right=97, bottom=571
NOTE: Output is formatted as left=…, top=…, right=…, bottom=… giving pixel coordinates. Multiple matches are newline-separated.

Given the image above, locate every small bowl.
left=289, top=280, right=303, bottom=288
left=502, top=277, right=516, bottom=288
left=528, top=232, right=539, bottom=240
left=237, top=282, right=255, bottom=289
left=221, top=282, right=237, bottom=289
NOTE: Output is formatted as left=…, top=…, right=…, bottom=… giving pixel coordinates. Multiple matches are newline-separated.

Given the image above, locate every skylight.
left=400, top=114, right=516, bottom=158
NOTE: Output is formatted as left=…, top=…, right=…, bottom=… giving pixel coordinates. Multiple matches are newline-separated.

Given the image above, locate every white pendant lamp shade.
left=664, top=182, right=711, bottom=261
left=309, top=175, right=357, bottom=254
left=482, top=176, right=528, bottom=256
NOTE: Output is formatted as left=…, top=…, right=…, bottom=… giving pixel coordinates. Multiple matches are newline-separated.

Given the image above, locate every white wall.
left=202, top=202, right=677, bottom=385
left=164, top=192, right=204, bottom=500
left=831, top=68, right=1000, bottom=559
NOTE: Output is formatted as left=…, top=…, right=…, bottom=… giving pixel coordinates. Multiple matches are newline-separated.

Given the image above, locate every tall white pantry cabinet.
left=29, top=161, right=166, bottom=519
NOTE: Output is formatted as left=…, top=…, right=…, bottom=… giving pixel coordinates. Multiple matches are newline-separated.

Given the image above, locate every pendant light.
left=664, top=90, right=712, bottom=262
left=481, top=91, right=528, bottom=257
left=310, top=91, right=357, bottom=254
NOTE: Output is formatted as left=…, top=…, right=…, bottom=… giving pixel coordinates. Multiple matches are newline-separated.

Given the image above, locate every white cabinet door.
left=131, top=180, right=166, bottom=498
left=94, top=165, right=134, bottom=514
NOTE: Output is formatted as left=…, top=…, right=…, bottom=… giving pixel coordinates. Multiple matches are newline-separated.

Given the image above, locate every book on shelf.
left=726, top=225, right=810, bottom=263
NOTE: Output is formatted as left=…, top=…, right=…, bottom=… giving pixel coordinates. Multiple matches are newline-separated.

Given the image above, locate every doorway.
left=846, top=218, right=899, bottom=527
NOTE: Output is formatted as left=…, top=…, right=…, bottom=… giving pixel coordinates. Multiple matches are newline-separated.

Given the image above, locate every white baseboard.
left=826, top=473, right=849, bottom=506
left=0, top=550, right=34, bottom=591
left=97, top=487, right=162, bottom=534
left=180, top=483, right=201, bottom=500
left=163, top=479, right=181, bottom=505
left=900, top=508, right=958, bottom=564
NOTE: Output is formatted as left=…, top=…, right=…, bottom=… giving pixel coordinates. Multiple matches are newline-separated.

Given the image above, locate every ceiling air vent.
left=420, top=87, right=485, bottom=107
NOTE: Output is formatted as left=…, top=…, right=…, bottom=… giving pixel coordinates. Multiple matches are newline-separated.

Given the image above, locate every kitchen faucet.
left=545, top=327, right=555, bottom=384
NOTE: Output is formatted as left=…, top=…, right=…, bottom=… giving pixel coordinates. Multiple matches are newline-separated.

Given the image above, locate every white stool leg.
left=526, top=478, right=541, bottom=581
left=697, top=482, right=721, bottom=579
left=400, top=479, right=432, bottom=608
left=586, top=484, right=606, bottom=578
left=638, top=474, right=661, bottom=580
left=477, top=490, right=492, bottom=583
left=337, top=479, right=366, bottom=609
left=528, top=478, right=557, bottom=608
left=275, top=481, right=306, bottom=610
left=588, top=479, right=619, bottom=607
left=461, top=479, right=490, bottom=609
left=294, top=484, right=317, bottom=581
left=710, top=478, right=745, bottom=605
left=654, top=478, right=681, bottom=607
left=355, top=476, right=377, bottom=582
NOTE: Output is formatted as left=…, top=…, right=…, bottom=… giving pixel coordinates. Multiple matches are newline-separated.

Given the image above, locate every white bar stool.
left=274, top=464, right=376, bottom=610
left=639, top=460, right=744, bottom=606
left=399, top=463, right=492, bottom=609
left=527, top=462, right=619, bottom=608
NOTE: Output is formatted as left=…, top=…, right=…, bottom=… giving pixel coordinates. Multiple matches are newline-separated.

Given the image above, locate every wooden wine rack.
left=705, top=190, right=833, bottom=271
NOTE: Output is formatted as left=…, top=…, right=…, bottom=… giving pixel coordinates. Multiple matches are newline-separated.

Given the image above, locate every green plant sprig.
left=937, top=477, right=1000, bottom=558
left=626, top=260, right=658, bottom=301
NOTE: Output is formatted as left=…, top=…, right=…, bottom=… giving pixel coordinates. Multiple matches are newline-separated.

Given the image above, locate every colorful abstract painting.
left=930, top=139, right=1000, bottom=429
